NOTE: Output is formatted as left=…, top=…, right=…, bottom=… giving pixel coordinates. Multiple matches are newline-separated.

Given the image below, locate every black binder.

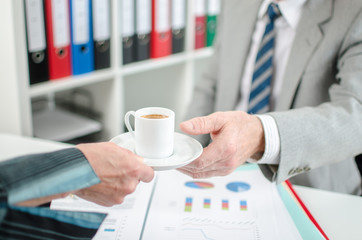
left=135, top=33, right=150, bottom=61
left=24, top=0, right=49, bottom=84
left=122, top=35, right=136, bottom=65
left=135, top=0, right=151, bottom=61
left=122, top=0, right=136, bottom=65
left=26, top=44, right=49, bottom=85
left=171, top=0, right=186, bottom=53
left=93, top=0, right=111, bottom=70
left=94, top=39, right=111, bottom=69
left=172, top=28, right=185, bottom=53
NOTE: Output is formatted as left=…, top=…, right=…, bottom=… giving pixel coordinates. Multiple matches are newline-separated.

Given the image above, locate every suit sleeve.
left=0, top=148, right=105, bottom=239
left=264, top=8, right=362, bottom=184
left=0, top=148, right=100, bottom=204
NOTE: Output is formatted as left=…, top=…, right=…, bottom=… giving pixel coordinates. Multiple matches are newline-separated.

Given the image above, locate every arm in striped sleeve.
left=0, top=148, right=106, bottom=239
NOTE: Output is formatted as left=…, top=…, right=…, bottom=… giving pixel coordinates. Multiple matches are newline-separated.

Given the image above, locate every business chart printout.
left=142, top=169, right=300, bottom=240
left=51, top=167, right=301, bottom=240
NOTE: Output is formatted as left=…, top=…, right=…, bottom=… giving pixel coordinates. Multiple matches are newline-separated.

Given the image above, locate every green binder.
left=206, top=15, right=217, bottom=47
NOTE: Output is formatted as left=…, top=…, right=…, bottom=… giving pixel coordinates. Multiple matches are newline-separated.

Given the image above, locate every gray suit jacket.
left=185, top=0, right=362, bottom=194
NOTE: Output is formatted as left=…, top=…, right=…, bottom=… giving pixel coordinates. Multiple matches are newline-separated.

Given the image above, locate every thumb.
left=135, top=155, right=144, bottom=163
left=180, top=114, right=224, bottom=135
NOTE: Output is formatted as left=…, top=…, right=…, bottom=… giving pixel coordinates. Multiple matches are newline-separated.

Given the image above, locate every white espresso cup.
left=124, top=107, right=175, bottom=159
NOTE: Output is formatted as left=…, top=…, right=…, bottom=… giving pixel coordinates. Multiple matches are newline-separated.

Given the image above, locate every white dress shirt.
left=234, top=0, right=306, bottom=164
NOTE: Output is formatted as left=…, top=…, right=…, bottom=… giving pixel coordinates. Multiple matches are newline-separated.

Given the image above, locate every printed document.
left=51, top=166, right=302, bottom=239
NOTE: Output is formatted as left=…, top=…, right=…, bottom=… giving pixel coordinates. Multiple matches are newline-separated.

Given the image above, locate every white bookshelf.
left=0, top=0, right=213, bottom=142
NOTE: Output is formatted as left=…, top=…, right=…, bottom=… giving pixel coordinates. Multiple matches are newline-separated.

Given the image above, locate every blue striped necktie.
left=248, top=3, right=281, bottom=114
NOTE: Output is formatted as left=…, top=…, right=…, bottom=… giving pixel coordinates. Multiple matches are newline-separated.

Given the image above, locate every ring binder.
left=44, top=0, right=72, bottom=80
left=121, top=0, right=136, bottom=64
left=92, top=0, right=111, bottom=70
left=24, top=0, right=49, bottom=84
left=194, top=0, right=206, bottom=49
left=206, top=0, right=220, bottom=47
left=69, top=0, right=94, bottom=75
left=151, top=0, right=172, bottom=58
left=171, top=0, right=186, bottom=53
left=135, top=0, right=151, bottom=61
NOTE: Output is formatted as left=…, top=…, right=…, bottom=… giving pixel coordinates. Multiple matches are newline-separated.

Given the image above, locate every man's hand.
left=74, top=142, right=154, bottom=207
left=16, top=142, right=154, bottom=208
left=178, top=111, right=265, bottom=178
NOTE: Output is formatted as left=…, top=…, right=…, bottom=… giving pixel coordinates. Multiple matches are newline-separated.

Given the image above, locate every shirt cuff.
left=247, top=114, right=281, bottom=165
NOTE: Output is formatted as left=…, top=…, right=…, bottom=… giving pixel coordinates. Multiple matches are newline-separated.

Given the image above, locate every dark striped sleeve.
left=0, top=148, right=105, bottom=239
left=0, top=148, right=100, bottom=204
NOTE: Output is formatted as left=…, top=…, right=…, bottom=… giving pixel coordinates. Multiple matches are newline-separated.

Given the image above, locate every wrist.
left=252, top=115, right=266, bottom=154
left=253, top=114, right=281, bottom=164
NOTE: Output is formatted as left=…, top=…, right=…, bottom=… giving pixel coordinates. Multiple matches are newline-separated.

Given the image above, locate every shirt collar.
left=258, top=0, right=307, bottom=28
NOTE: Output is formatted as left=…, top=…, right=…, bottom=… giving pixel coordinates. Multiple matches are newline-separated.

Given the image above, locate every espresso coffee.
left=141, top=114, right=169, bottom=119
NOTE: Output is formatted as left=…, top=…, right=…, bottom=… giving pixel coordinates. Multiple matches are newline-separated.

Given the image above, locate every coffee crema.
left=141, top=114, right=169, bottom=119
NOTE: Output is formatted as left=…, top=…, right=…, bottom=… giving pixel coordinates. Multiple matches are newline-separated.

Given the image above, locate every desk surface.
left=294, top=185, right=362, bottom=240
left=1, top=133, right=361, bottom=240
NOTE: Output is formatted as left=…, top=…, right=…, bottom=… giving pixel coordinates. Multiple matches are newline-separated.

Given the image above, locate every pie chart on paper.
left=185, top=181, right=214, bottom=189
left=226, top=182, right=251, bottom=192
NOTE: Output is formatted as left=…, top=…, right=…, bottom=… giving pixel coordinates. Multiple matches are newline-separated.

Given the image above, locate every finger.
left=180, top=156, right=210, bottom=171
left=135, top=155, right=144, bottom=163
left=138, top=165, right=155, bottom=183
left=177, top=168, right=195, bottom=178
left=77, top=186, right=126, bottom=207
left=179, top=113, right=224, bottom=136
left=75, top=190, right=115, bottom=207
left=181, top=157, right=234, bottom=175
left=87, top=198, right=116, bottom=207
left=178, top=167, right=232, bottom=179
left=15, top=192, right=69, bottom=207
left=182, top=140, right=226, bottom=171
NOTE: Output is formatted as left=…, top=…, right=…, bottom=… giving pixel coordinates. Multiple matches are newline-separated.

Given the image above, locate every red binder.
left=151, top=0, right=172, bottom=58
left=44, top=0, right=72, bottom=80
left=194, top=0, right=206, bottom=49
left=195, top=15, right=206, bottom=49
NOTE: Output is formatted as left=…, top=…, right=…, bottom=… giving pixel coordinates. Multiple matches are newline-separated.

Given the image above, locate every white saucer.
left=110, top=132, right=203, bottom=171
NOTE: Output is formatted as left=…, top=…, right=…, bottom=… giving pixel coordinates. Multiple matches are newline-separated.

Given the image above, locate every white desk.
left=1, top=133, right=361, bottom=240
left=0, top=133, right=70, bottom=160
left=294, top=185, right=362, bottom=240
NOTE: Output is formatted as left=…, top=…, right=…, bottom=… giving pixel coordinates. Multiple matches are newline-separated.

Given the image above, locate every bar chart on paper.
left=184, top=197, right=248, bottom=212
left=141, top=170, right=282, bottom=240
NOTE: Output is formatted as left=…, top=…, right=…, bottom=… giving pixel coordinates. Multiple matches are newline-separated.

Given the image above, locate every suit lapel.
left=276, top=0, right=333, bottom=111
left=218, top=0, right=262, bottom=111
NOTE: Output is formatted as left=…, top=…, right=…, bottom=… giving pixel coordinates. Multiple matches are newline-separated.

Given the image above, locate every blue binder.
left=69, top=0, right=94, bottom=75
